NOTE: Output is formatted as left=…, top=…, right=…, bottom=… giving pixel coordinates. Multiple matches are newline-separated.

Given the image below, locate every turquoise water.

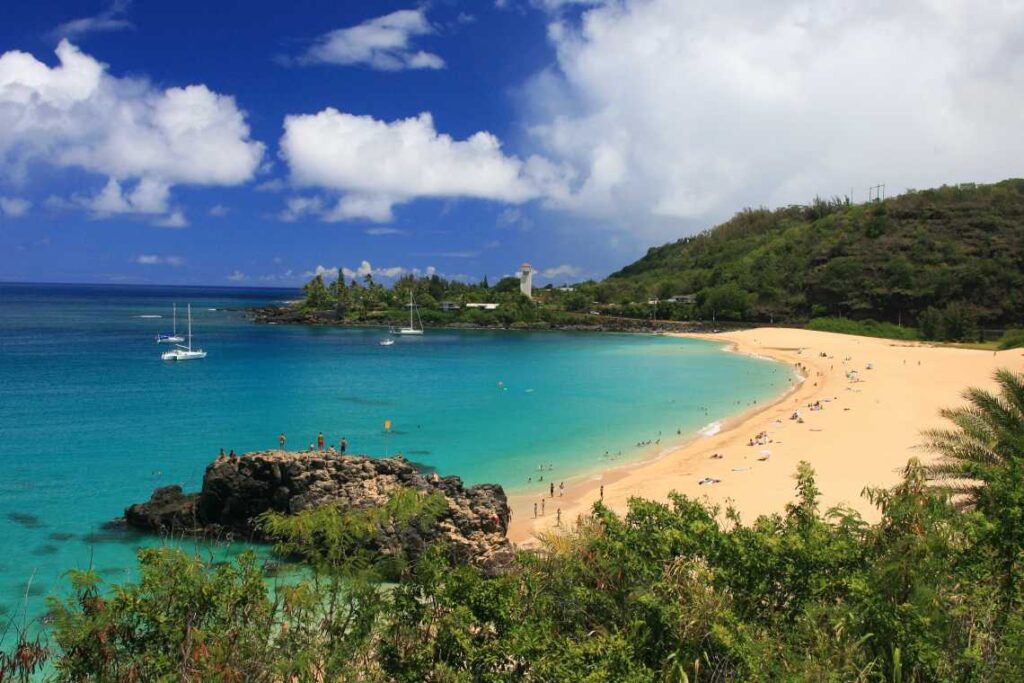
left=0, top=282, right=792, bottom=624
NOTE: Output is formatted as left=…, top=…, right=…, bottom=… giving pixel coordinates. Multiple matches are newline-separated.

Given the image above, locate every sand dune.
left=508, top=328, right=1024, bottom=544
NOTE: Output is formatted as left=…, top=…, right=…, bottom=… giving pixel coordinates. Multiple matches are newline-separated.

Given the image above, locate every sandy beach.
left=508, top=328, right=1024, bottom=544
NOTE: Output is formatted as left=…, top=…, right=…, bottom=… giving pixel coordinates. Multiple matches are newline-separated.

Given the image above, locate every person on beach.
left=541, top=499, right=546, bottom=515
left=340, top=438, right=347, bottom=454
left=218, top=448, right=226, bottom=461
left=600, top=484, right=604, bottom=500
left=317, top=432, right=324, bottom=451
left=278, top=433, right=286, bottom=452
left=534, top=502, right=538, bottom=518
left=550, top=482, right=554, bottom=497
left=556, top=508, right=561, bottom=526
left=559, top=482, right=565, bottom=497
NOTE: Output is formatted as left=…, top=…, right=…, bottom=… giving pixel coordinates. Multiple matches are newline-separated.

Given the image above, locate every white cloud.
left=209, top=204, right=229, bottom=216
left=134, top=254, right=184, bottom=266
left=50, top=0, right=132, bottom=41
left=278, top=196, right=324, bottom=222
left=540, top=264, right=580, bottom=279
left=226, top=270, right=248, bottom=282
left=303, top=260, right=421, bottom=282
left=0, top=41, right=264, bottom=222
left=297, top=9, right=444, bottom=71
left=526, top=0, right=1024, bottom=241
left=280, top=109, right=569, bottom=221
left=154, top=210, right=188, bottom=228
left=0, top=196, right=30, bottom=217
left=365, top=226, right=406, bottom=236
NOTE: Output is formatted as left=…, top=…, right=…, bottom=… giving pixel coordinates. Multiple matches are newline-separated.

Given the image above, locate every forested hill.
left=608, top=179, right=1024, bottom=327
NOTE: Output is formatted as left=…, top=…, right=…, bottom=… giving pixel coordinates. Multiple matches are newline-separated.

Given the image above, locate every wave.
left=700, top=421, right=722, bottom=437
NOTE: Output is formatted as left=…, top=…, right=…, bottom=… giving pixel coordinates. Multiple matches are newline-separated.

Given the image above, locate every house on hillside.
left=466, top=303, right=500, bottom=311
left=440, top=301, right=461, bottom=312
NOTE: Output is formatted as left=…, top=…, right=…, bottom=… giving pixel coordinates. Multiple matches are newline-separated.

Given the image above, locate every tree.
left=921, top=369, right=1024, bottom=599
left=302, top=274, right=332, bottom=310
left=700, top=283, right=751, bottom=321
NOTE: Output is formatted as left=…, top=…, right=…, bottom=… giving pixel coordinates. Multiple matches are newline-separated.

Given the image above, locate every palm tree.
left=920, top=368, right=1024, bottom=599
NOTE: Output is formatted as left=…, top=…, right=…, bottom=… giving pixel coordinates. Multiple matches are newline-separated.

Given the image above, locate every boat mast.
left=409, top=290, right=414, bottom=330
left=187, top=304, right=192, bottom=352
left=172, top=303, right=177, bottom=336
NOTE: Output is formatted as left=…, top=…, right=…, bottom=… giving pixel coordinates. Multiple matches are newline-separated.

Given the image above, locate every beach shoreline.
left=507, top=327, right=1024, bottom=545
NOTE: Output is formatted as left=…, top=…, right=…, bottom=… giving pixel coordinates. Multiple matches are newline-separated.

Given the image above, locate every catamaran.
left=397, top=291, right=424, bottom=335
left=161, top=304, right=207, bottom=361
left=155, top=303, right=185, bottom=343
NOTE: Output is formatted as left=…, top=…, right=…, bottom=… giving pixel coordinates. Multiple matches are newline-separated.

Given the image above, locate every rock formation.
left=125, top=451, right=514, bottom=574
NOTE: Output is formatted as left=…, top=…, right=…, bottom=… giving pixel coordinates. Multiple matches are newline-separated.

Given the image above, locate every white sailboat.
left=397, top=290, right=424, bottom=335
left=155, top=303, right=185, bottom=343
left=161, top=304, right=207, bottom=361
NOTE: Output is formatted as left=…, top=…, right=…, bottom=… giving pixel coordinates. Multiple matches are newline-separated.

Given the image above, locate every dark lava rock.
left=125, top=451, right=515, bottom=575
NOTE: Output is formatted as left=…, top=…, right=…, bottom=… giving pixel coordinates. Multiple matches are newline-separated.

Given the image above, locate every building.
left=466, top=302, right=500, bottom=311
left=519, top=262, right=535, bottom=299
left=440, top=301, right=461, bottom=312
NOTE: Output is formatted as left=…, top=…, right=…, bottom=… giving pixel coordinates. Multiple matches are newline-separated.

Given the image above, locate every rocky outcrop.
left=125, top=451, right=514, bottom=574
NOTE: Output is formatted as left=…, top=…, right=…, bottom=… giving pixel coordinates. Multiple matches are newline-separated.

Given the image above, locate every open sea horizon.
left=0, top=282, right=793, bottom=625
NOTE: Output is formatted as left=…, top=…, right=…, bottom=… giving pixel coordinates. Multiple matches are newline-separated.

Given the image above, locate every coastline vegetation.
left=5, top=371, right=1024, bottom=681
left=290, top=180, right=1023, bottom=343
left=608, top=180, right=1024, bottom=339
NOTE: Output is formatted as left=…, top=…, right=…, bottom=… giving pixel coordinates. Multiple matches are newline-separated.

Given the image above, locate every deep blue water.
left=0, top=282, right=793, bottom=624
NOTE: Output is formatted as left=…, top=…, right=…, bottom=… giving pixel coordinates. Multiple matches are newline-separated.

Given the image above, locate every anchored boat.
left=161, top=304, right=207, bottom=361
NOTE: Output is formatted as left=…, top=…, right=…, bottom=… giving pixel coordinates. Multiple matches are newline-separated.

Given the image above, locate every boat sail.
left=155, top=303, right=185, bottom=343
left=161, top=304, right=207, bottom=361
left=397, top=290, right=424, bottom=335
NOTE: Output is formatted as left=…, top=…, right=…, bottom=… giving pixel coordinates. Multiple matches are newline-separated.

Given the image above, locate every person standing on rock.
left=317, top=432, right=325, bottom=451
left=278, top=433, right=286, bottom=453
left=340, top=437, right=347, bottom=454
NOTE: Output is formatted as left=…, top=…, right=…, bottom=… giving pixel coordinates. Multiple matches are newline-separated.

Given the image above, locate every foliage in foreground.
left=5, top=370, right=1024, bottom=682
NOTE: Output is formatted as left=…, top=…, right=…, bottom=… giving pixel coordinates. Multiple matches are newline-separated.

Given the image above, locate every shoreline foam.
left=508, top=327, right=1024, bottom=545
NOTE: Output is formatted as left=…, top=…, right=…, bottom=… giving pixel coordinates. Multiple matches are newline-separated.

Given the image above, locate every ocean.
left=0, top=282, right=793, bottom=623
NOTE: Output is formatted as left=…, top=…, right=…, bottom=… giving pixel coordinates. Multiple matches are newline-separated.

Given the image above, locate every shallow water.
left=0, top=282, right=792, bottom=623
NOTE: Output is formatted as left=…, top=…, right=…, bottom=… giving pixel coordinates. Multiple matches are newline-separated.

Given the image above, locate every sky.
left=2, top=0, right=1023, bottom=287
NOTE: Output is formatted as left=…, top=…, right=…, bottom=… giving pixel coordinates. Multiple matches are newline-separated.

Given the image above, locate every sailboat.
left=161, top=304, right=207, bottom=361
left=397, top=290, right=424, bottom=335
left=155, top=303, right=185, bottom=343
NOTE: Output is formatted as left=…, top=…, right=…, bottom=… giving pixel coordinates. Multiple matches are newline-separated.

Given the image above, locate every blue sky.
left=2, top=0, right=1024, bottom=287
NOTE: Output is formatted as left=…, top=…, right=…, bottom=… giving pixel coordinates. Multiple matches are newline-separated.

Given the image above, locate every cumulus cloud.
left=297, top=9, right=444, bottom=71
left=303, top=260, right=434, bottom=282
left=540, top=264, right=580, bottom=279
left=280, top=109, right=570, bottom=221
left=526, top=0, right=1024, bottom=241
left=134, top=254, right=184, bottom=266
left=226, top=270, right=248, bottom=282
left=0, top=196, right=30, bottom=217
left=209, top=204, right=229, bottom=216
left=50, top=0, right=133, bottom=41
left=0, top=41, right=264, bottom=222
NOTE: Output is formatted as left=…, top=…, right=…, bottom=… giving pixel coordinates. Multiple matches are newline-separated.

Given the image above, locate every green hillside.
left=607, top=180, right=1024, bottom=329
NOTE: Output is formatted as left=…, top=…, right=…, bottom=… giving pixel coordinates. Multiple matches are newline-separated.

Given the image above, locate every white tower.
left=519, top=262, right=534, bottom=299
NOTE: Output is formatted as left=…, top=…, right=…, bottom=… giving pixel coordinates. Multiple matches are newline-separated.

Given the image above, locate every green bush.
left=807, top=317, right=919, bottom=340
left=998, top=328, right=1024, bottom=350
